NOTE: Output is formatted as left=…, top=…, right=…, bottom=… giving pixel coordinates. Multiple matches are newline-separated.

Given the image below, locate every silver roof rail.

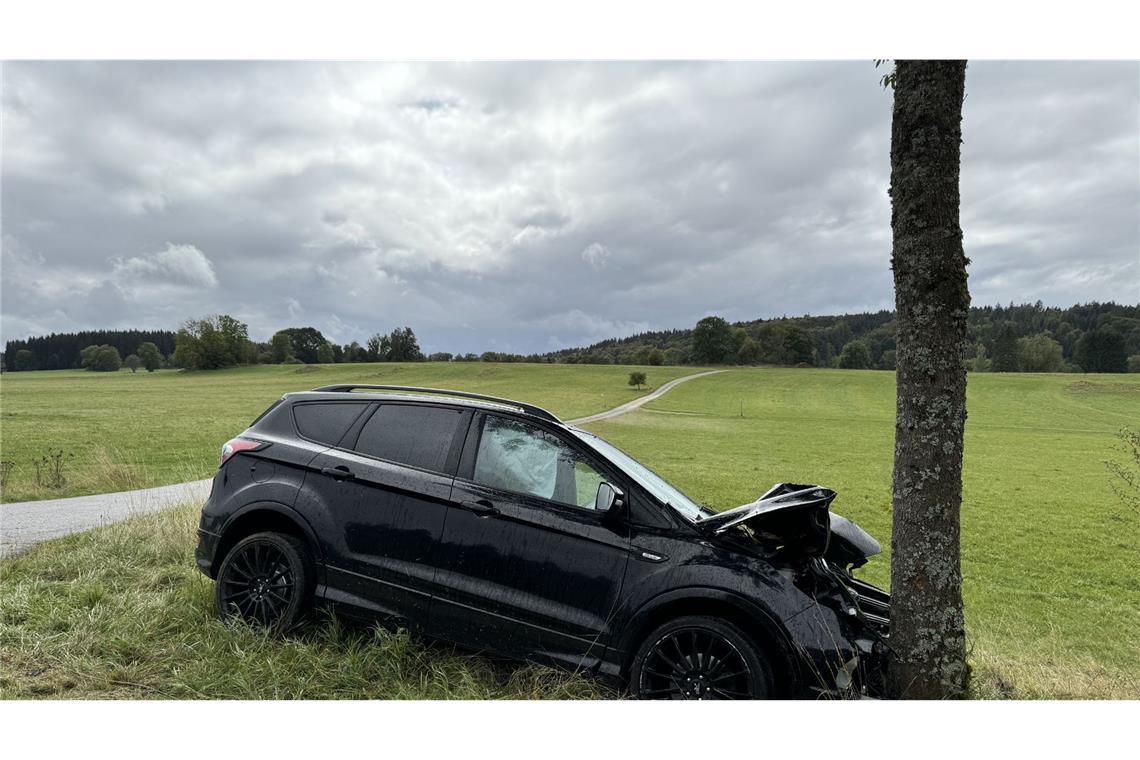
left=308, top=384, right=561, bottom=424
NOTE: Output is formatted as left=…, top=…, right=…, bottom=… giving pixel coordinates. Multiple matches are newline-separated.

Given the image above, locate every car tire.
left=629, top=615, right=775, bottom=700
left=214, top=531, right=313, bottom=633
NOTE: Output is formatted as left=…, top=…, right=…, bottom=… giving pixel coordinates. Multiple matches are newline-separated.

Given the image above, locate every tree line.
left=5, top=300, right=1138, bottom=373
left=541, top=301, right=1140, bottom=372
left=3, top=330, right=177, bottom=372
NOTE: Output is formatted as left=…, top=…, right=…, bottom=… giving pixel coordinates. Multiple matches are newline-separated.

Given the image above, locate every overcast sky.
left=2, top=61, right=1137, bottom=354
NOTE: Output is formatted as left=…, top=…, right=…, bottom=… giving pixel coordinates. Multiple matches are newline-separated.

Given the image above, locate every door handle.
left=459, top=499, right=499, bottom=517
left=320, top=465, right=353, bottom=481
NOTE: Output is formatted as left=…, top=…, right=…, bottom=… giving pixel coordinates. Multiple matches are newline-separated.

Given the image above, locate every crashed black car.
left=195, top=384, right=890, bottom=699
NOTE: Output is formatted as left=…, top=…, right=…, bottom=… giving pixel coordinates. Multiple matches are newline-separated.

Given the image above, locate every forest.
left=3, top=301, right=1138, bottom=373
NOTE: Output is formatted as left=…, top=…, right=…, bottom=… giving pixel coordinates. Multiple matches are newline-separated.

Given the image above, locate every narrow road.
left=0, top=369, right=726, bottom=557
left=0, top=479, right=213, bottom=557
left=564, top=369, right=725, bottom=425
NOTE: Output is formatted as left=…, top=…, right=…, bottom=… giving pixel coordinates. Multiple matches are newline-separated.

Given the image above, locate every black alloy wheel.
left=215, top=532, right=310, bottom=632
left=630, top=616, right=773, bottom=700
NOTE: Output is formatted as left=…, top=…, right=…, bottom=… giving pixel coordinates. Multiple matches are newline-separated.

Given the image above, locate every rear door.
left=430, top=412, right=632, bottom=670
left=305, top=402, right=469, bottom=627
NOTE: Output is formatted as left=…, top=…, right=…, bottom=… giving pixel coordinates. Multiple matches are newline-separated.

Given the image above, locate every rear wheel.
left=629, top=615, right=774, bottom=700
left=215, top=531, right=311, bottom=633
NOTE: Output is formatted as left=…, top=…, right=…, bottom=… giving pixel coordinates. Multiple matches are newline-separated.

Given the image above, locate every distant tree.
left=880, top=349, right=897, bottom=370
left=89, top=345, right=122, bottom=372
left=1017, top=333, right=1064, bottom=373
left=990, top=324, right=1019, bottom=372
left=172, top=314, right=252, bottom=370
left=79, top=344, right=101, bottom=369
left=316, top=341, right=335, bottom=364
left=1076, top=327, right=1128, bottom=373
left=137, top=341, right=163, bottom=372
left=1128, top=355, right=1140, bottom=373
left=663, top=347, right=687, bottom=365
left=632, top=345, right=654, bottom=365
left=273, top=327, right=329, bottom=364
left=14, top=349, right=36, bottom=371
left=736, top=337, right=763, bottom=365
left=257, top=351, right=273, bottom=364
left=838, top=340, right=873, bottom=369
left=270, top=331, right=295, bottom=363
left=428, top=352, right=454, bottom=362
left=124, top=354, right=141, bottom=373
left=692, top=316, right=734, bottom=364
left=331, top=343, right=344, bottom=363
left=784, top=325, right=815, bottom=365
left=966, top=341, right=991, bottom=372
left=341, top=341, right=367, bottom=362
left=647, top=347, right=665, bottom=366
left=366, top=333, right=391, bottom=362
left=628, top=371, right=647, bottom=390
left=387, top=327, right=423, bottom=362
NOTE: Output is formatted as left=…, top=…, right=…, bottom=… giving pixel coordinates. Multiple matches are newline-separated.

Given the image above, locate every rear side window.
left=293, top=402, right=369, bottom=446
left=353, top=404, right=465, bottom=474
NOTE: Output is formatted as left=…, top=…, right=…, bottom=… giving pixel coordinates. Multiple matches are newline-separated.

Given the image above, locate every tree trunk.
left=888, top=60, right=970, bottom=699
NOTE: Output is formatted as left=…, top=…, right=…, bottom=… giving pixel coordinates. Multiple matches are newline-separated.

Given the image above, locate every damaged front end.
left=697, top=483, right=892, bottom=698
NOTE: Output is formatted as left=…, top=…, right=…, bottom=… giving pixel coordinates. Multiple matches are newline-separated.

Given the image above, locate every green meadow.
left=0, top=363, right=699, bottom=503
left=1, top=364, right=1137, bottom=698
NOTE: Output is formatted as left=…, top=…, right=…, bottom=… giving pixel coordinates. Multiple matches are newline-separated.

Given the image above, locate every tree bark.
left=888, top=60, right=970, bottom=699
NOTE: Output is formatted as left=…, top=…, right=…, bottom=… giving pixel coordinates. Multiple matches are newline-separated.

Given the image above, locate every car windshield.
left=572, top=429, right=707, bottom=521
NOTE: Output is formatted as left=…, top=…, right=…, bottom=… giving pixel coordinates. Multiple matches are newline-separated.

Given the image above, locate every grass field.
left=0, top=503, right=608, bottom=699
left=1, top=365, right=1137, bottom=698
left=0, top=363, right=699, bottom=503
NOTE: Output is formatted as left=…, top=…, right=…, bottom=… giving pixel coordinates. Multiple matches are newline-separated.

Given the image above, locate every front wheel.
left=629, top=615, right=774, bottom=700
left=215, top=531, right=311, bottom=633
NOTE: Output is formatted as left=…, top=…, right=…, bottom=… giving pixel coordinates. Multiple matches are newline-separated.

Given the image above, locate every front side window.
left=473, top=415, right=606, bottom=510
left=574, top=429, right=707, bottom=521
left=353, top=404, right=465, bottom=474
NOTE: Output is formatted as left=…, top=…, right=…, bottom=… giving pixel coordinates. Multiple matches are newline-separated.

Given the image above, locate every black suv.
left=195, top=385, right=890, bottom=699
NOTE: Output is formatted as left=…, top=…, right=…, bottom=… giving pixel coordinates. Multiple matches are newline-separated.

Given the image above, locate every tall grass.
left=0, top=503, right=611, bottom=700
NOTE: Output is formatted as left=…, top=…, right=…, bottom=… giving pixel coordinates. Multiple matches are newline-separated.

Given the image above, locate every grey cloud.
left=2, top=61, right=1137, bottom=354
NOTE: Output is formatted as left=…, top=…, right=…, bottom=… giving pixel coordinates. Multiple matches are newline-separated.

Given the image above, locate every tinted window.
left=354, top=404, right=465, bottom=474
left=293, top=402, right=369, bottom=446
left=473, top=415, right=606, bottom=510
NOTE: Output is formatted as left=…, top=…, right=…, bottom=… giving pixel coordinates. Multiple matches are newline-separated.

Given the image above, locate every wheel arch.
left=616, top=587, right=800, bottom=696
left=212, top=501, right=323, bottom=579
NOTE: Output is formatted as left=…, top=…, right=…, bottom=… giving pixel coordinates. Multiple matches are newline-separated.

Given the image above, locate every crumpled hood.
left=696, top=482, right=881, bottom=567
left=697, top=483, right=837, bottom=533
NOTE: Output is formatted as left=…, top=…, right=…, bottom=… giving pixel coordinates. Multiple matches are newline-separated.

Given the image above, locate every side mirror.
left=595, top=482, right=625, bottom=512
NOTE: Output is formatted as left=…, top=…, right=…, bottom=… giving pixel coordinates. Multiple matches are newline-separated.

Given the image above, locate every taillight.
left=219, top=438, right=268, bottom=467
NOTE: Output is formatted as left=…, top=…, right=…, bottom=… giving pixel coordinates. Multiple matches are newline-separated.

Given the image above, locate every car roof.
left=285, top=384, right=562, bottom=424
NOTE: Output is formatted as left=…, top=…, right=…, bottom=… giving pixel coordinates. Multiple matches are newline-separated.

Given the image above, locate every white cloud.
left=581, top=242, right=611, bottom=270
left=111, top=243, right=218, bottom=288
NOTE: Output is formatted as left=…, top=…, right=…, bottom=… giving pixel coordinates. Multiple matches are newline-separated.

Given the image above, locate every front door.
left=431, top=412, right=632, bottom=671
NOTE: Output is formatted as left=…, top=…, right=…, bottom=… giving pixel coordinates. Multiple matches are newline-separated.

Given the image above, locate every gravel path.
left=0, top=369, right=726, bottom=557
left=1, top=479, right=213, bottom=557
left=564, top=370, right=725, bottom=425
